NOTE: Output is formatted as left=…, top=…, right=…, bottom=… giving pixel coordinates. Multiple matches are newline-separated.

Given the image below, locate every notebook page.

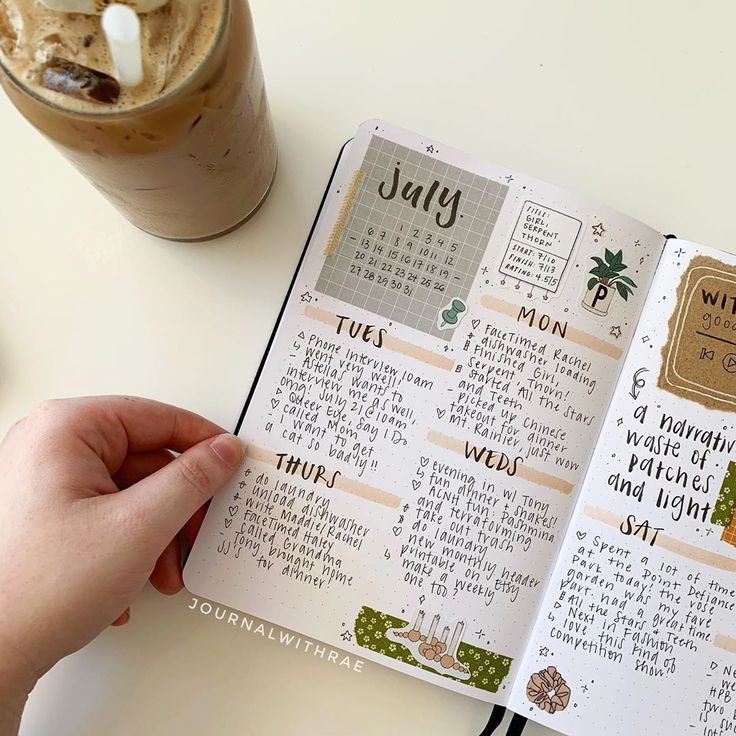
left=185, top=120, right=664, bottom=702
left=510, top=240, right=736, bottom=731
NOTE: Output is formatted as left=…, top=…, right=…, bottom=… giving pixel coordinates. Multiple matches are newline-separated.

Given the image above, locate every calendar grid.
left=316, top=136, right=508, bottom=339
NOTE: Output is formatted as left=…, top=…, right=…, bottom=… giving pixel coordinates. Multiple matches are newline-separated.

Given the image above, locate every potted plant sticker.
left=582, top=249, right=637, bottom=316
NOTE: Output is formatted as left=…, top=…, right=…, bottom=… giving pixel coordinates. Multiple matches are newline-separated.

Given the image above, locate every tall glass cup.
left=0, top=0, right=277, bottom=241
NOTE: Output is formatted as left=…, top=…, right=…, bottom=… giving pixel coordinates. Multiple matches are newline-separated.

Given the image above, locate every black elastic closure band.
left=478, top=705, right=527, bottom=736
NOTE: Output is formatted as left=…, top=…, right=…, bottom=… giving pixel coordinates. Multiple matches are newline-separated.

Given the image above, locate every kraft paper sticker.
left=659, top=255, right=736, bottom=412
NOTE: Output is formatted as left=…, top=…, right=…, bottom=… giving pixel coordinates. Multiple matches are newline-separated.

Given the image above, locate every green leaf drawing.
left=587, top=248, right=638, bottom=294
left=591, top=265, right=607, bottom=278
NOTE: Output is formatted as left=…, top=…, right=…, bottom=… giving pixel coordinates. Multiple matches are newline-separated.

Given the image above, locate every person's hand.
left=0, top=396, right=244, bottom=732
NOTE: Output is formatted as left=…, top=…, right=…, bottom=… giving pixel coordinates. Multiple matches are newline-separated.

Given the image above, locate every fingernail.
left=113, top=608, right=130, bottom=626
left=210, top=433, right=245, bottom=467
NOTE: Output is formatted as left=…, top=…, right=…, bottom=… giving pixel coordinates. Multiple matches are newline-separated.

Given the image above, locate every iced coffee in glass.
left=0, top=0, right=277, bottom=241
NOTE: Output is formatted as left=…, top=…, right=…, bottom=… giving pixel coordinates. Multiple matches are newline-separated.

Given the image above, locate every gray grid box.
left=316, top=136, right=508, bottom=339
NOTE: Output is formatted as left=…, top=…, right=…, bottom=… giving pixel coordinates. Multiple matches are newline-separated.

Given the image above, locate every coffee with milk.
left=0, top=0, right=277, bottom=240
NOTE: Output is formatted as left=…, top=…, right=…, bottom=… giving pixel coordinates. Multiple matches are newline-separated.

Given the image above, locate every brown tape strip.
left=324, top=169, right=364, bottom=257
left=583, top=505, right=736, bottom=573
left=721, top=512, right=736, bottom=548
left=480, top=295, right=623, bottom=360
left=304, top=305, right=454, bottom=371
left=427, top=430, right=574, bottom=494
left=245, top=444, right=401, bottom=508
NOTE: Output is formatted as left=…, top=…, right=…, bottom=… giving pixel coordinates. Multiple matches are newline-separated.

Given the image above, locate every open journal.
left=185, top=120, right=736, bottom=735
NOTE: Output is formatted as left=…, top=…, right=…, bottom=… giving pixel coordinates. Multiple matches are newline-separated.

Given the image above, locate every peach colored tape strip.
left=324, top=169, right=364, bottom=257
left=480, top=295, right=623, bottom=360
left=245, top=444, right=401, bottom=509
left=714, top=634, right=736, bottom=654
left=304, top=305, right=454, bottom=371
left=427, top=430, right=574, bottom=495
left=583, top=505, right=736, bottom=573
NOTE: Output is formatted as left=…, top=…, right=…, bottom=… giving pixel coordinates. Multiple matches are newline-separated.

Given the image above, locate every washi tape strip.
left=480, top=295, right=623, bottom=360
left=304, top=305, right=454, bottom=371
left=713, top=634, right=736, bottom=654
left=721, top=514, right=736, bottom=548
left=584, top=505, right=736, bottom=573
left=427, top=430, right=575, bottom=494
left=244, top=444, right=401, bottom=508
left=324, top=170, right=364, bottom=257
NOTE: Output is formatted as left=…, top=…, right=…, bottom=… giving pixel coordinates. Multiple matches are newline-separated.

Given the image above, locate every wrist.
left=0, top=693, right=25, bottom=736
left=0, top=633, right=38, bottom=734
left=0, top=672, right=28, bottom=736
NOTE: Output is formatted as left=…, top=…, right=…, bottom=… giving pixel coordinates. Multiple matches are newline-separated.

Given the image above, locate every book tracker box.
left=185, top=120, right=736, bottom=735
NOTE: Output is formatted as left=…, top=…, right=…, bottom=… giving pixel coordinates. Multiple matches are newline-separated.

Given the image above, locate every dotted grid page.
left=509, top=241, right=736, bottom=735
left=185, top=120, right=666, bottom=705
left=315, top=136, right=507, bottom=340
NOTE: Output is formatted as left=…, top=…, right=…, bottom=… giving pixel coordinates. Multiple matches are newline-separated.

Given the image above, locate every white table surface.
left=3, top=1, right=736, bottom=734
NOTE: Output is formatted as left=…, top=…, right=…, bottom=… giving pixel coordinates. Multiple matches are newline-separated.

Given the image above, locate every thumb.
left=122, top=433, right=244, bottom=544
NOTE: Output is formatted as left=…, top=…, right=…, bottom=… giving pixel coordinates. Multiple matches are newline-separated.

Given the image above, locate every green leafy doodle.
left=353, top=606, right=512, bottom=694
left=711, top=461, right=736, bottom=528
left=587, top=249, right=637, bottom=301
